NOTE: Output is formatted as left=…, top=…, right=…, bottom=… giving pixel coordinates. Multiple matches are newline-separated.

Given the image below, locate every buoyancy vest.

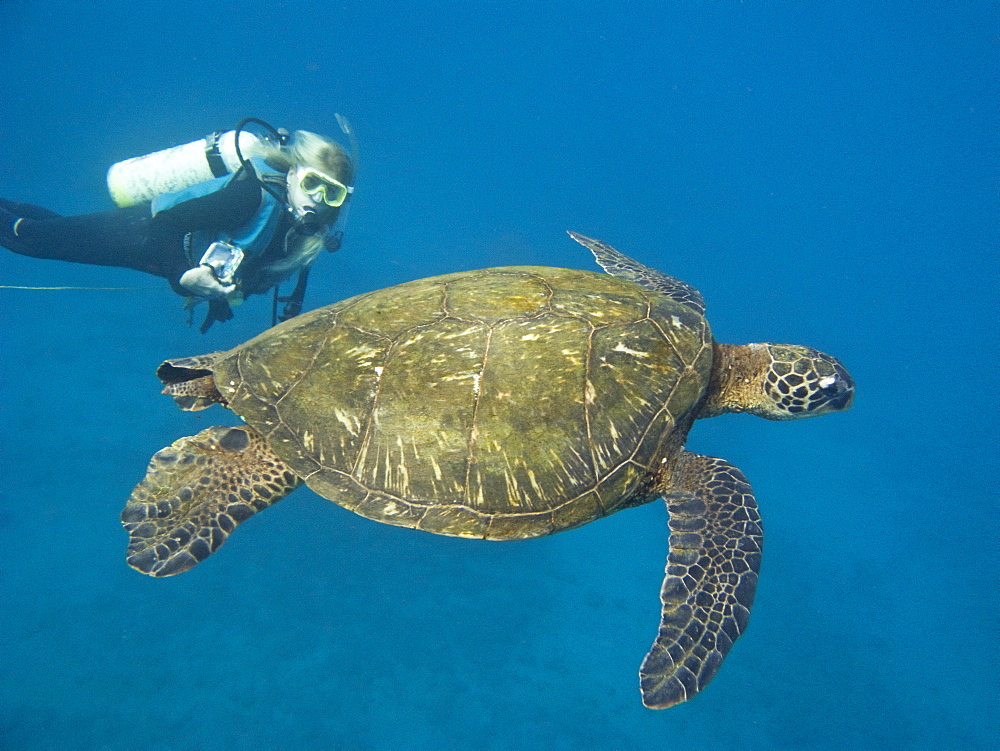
left=151, top=158, right=288, bottom=282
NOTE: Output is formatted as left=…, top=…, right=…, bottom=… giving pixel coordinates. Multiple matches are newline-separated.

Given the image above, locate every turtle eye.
left=806, top=366, right=855, bottom=412
left=818, top=375, right=839, bottom=390
left=820, top=380, right=854, bottom=409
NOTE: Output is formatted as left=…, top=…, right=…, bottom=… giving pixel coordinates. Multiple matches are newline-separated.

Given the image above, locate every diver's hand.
left=179, top=265, right=236, bottom=298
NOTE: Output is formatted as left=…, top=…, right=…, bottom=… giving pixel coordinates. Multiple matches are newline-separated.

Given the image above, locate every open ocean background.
left=2, top=1, right=996, bottom=749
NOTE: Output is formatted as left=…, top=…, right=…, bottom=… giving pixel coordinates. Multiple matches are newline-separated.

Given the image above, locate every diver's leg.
left=0, top=203, right=188, bottom=281
left=0, top=203, right=33, bottom=248
left=1, top=203, right=151, bottom=265
left=0, top=198, right=62, bottom=221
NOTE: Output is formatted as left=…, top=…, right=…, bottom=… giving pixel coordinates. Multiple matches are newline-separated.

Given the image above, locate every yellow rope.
left=0, top=285, right=157, bottom=290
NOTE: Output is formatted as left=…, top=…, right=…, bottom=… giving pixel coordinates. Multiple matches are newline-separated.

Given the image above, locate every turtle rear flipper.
left=567, top=230, right=706, bottom=315
left=121, top=426, right=302, bottom=577
left=156, top=355, right=227, bottom=411
left=641, top=452, right=762, bottom=708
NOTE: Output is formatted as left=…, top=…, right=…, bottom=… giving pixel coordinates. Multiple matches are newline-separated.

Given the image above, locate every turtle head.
left=704, top=343, right=854, bottom=420
left=755, top=344, right=855, bottom=419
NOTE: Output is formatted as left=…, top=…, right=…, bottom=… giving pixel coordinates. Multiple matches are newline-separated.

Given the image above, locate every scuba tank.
left=107, top=127, right=277, bottom=208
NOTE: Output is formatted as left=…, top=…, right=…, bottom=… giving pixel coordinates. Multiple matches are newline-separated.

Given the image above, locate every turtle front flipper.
left=641, top=451, right=762, bottom=708
left=121, top=426, right=302, bottom=577
left=567, top=231, right=706, bottom=315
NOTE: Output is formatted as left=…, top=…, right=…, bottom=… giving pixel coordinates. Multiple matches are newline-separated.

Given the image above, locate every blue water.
left=2, top=2, right=997, bottom=748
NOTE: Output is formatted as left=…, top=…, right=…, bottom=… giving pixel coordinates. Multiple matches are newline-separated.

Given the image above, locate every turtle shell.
left=210, top=266, right=713, bottom=539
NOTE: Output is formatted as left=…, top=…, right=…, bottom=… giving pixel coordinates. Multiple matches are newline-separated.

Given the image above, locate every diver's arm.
left=152, top=172, right=267, bottom=298
left=179, top=264, right=236, bottom=298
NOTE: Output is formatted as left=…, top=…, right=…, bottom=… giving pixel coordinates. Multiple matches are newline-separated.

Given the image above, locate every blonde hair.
left=255, top=130, right=354, bottom=280
left=259, top=130, right=354, bottom=186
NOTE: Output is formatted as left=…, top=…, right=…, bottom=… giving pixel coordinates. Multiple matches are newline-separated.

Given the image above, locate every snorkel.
left=321, top=113, right=359, bottom=252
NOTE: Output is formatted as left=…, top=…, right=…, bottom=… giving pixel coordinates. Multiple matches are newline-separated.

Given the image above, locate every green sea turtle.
left=122, top=232, right=854, bottom=708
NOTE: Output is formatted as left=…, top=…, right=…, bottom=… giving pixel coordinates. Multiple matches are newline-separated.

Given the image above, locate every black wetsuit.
left=0, top=168, right=297, bottom=330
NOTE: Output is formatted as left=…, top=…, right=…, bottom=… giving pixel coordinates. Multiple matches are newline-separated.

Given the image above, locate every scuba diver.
left=0, top=118, right=356, bottom=332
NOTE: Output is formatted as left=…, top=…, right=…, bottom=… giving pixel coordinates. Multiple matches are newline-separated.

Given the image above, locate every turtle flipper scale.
left=641, top=451, right=761, bottom=708
left=567, top=231, right=706, bottom=315
left=121, top=426, right=302, bottom=577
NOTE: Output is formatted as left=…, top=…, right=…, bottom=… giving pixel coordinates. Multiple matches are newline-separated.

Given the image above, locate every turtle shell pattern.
left=210, top=266, right=713, bottom=540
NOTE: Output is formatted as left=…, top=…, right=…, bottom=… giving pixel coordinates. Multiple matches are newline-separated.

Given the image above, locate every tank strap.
left=204, top=131, right=228, bottom=178
left=273, top=265, right=311, bottom=324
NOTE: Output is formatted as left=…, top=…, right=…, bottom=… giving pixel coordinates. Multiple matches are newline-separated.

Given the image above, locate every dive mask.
left=298, top=168, right=352, bottom=207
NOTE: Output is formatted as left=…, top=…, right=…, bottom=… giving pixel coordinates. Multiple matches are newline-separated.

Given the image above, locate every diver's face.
left=287, top=166, right=324, bottom=220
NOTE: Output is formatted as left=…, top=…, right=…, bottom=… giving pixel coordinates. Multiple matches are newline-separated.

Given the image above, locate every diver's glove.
left=179, top=264, right=237, bottom=298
